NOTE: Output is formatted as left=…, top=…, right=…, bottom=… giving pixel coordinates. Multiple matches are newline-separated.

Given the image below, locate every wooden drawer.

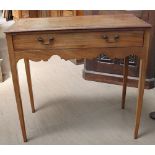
left=13, top=31, right=144, bottom=51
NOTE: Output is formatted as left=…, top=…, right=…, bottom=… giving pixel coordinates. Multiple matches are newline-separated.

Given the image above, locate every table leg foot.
left=134, top=131, right=138, bottom=139
left=23, top=137, right=28, bottom=142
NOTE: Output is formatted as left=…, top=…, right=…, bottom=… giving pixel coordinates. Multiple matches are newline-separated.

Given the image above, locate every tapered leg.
left=7, top=35, right=27, bottom=142
left=134, top=58, right=147, bottom=139
left=24, top=59, right=35, bottom=113
left=121, top=57, right=129, bottom=109
left=10, top=59, right=27, bottom=142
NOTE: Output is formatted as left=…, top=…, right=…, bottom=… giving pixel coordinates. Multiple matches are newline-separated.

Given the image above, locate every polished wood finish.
left=121, top=57, right=129, bottom=109
left=5, top=15, right=151, bottom=142
left=13, top=31, right=144, bottom=50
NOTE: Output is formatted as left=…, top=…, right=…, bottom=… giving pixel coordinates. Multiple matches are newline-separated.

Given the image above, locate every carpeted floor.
left=0, top=19, right=155, bottom=145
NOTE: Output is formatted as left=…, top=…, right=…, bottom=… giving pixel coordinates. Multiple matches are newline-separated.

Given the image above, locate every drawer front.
left=13, top=31, right=144, bottom=51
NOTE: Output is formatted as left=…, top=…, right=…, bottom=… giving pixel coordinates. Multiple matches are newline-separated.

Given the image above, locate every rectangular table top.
left=5, top=14, right=151, bottom=33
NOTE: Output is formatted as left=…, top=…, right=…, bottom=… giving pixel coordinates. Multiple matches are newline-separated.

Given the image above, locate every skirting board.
left=83, top=69, right=155, bottom=89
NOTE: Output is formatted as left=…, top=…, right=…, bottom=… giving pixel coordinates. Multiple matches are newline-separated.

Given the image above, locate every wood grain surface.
left=13, top=31, right=144, bottom=50
left=5, top=14, right=151, bottom=33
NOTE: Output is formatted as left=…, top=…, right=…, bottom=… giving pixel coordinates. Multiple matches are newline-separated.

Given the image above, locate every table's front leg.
left=7, top=35, right=27, bottom=142
left=134, top=57, right=147, bottom=139
left=134, top=30, right=150, bottom=139
left=10, top=58, right=27, bottom=142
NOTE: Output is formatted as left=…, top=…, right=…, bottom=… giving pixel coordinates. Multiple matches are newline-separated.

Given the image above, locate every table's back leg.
left=121, top=57, right=129, bottom=109
left=134, top=58, right=147, bottom=139
left=24, top=59, right=35, bottom=113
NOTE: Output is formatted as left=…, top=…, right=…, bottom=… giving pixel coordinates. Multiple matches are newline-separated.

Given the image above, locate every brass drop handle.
left=37, top=36, right=54, bottom=45
left=102, top=34, right=120, bottom=43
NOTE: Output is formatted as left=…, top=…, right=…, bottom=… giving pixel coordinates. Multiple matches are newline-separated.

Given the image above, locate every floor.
left=0, top=19, right=155, bottom=145
left=0, top=16, right=13, bottom=80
